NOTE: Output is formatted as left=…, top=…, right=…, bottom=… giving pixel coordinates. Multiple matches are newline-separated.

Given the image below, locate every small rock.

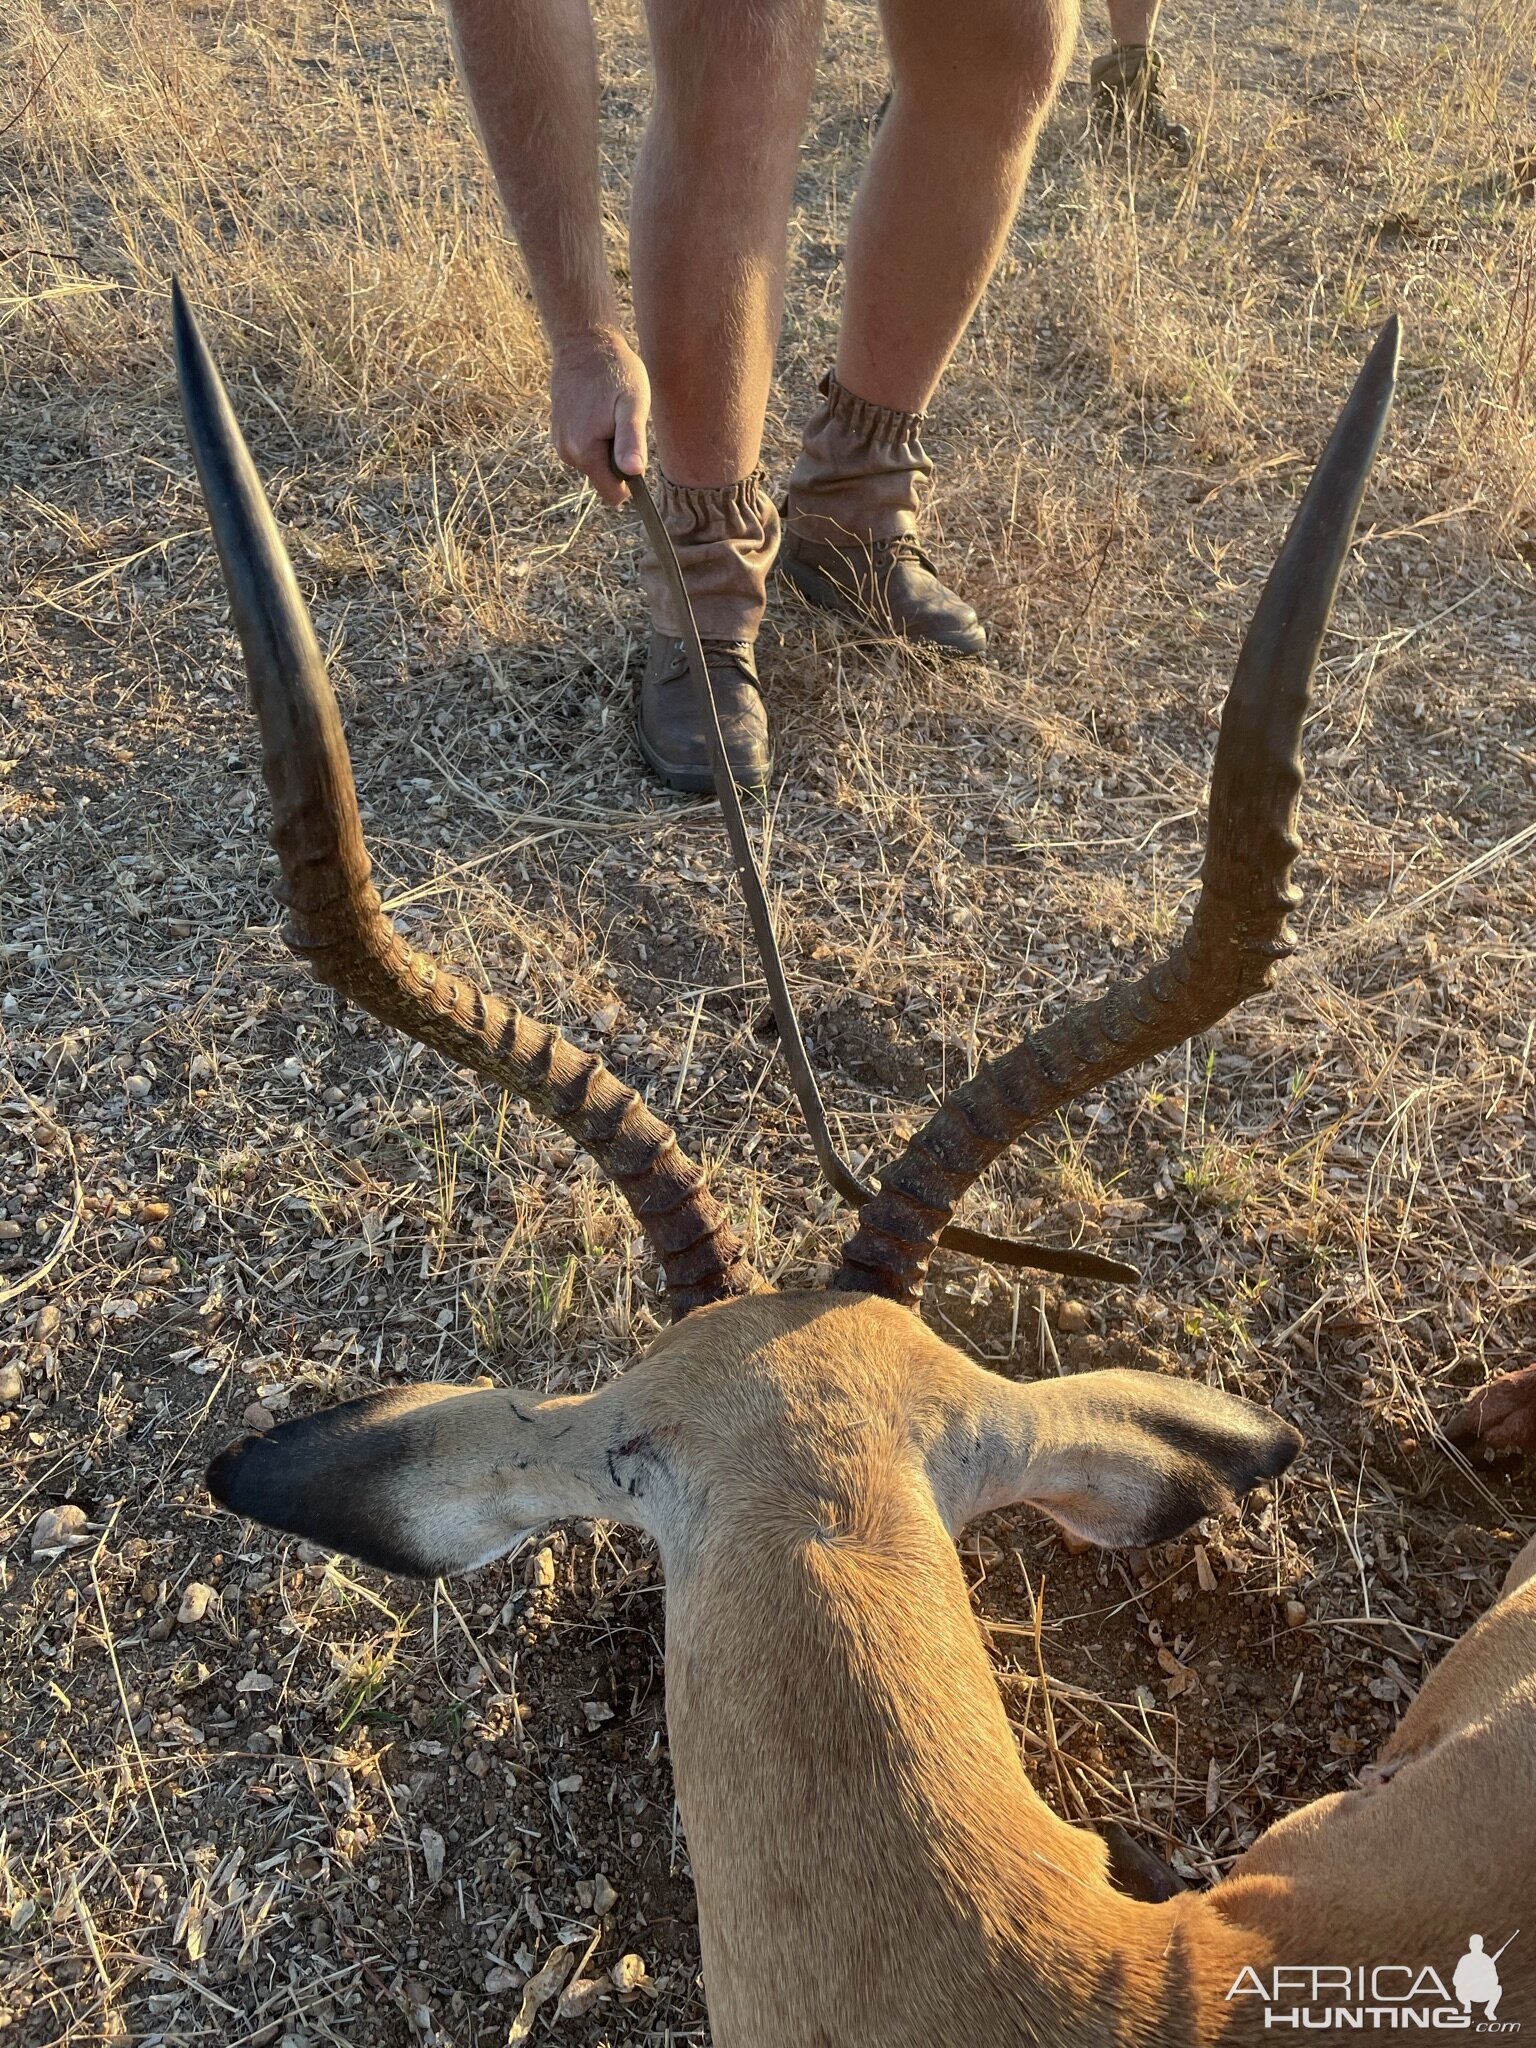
left=611, top=1953, right=649, bottom=1996
left=189, top=1053, right=213, bottom=1082
left=124, top=1073, right=152, bottom=1099
left=1194, top=1543, right=1218, bottom=1594
left=137, top=1200, right=171, bottom=1223
left=0, top=1220, right=20, bottom=1241
left=419, top=1826, right=446, bottom=1885
left=591, top=1872, right=618, bottom=1915
left=31, top=1504, right=90, bottom=1559
left=0, top=1365, right=24, bottom=1404
left=530, top=1546, right=556, bottom=1591
left=484, top=1963, right=523, bottom=1995
left=178, top=1582, right=217, bottom=1626
left=1056, top=1300, right=1091, bottom=1335
left=1283, top=1598, right=1308, bottom=1630
left=243, top=1402, right=276, bottom=1432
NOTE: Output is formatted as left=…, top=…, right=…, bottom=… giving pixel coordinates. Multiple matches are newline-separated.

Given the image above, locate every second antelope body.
left=172, top=290, right=1534, bottom=2044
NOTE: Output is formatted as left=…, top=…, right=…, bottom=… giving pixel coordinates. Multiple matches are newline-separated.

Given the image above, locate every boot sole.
left=635, top=714, right=772, bottom=798
left=778, top=552, right=988, bottom=657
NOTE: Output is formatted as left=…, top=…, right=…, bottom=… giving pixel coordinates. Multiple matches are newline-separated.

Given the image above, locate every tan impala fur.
left=210, top=1290, right=1536, bottom=2046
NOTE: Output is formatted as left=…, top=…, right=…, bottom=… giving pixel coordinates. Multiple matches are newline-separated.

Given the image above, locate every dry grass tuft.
left=2, top=0, right=1533, bottom=2041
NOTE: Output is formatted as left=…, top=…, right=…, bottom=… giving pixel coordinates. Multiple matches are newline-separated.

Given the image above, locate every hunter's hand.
left=550, top=327, right=649, bottom=504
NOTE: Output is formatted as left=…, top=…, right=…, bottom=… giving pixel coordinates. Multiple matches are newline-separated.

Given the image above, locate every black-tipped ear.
left=207, top=1388, right=478, bottom=1575
left=206, top=1379, right=647, bottom=1577
left=962, top=1370, right=1300, bottom=1549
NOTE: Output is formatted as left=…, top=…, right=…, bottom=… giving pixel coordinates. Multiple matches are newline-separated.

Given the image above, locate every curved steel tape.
left=623, top=470, right=1137, bottom=1289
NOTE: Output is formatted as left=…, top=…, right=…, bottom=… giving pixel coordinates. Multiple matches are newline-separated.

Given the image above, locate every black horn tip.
left=1202, top=317, right=1401, bottom=915
left=1244, top=311, right=1402, bottom=668
left=1335, top=312, right=1401, bottom=459
left=170, top=275, right=217, bottom=427
left=171, top=274, right=239, bottom=520
left=170, top=270, right=334, bottom=732
left=171, top=277, right=260, bottom=542
left=1368, top=311, right=1403, bottom=382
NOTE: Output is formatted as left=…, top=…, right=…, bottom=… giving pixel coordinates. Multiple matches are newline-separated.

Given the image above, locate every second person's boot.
left=1090, top=43, right=1195, bottom=160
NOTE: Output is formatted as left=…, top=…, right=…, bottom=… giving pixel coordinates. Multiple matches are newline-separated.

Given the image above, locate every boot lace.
left=875, top=533, right=937, bottom=573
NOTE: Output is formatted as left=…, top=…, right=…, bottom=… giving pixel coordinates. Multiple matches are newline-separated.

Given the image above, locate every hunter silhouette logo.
left=1227, top=1932, right=1521, bottom=2031
left=1455, top=1936, right=1514, bottom=2024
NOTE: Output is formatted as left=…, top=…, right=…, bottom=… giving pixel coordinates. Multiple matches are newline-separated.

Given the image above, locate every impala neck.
left=658, top=1473, right=1209, bottom=2048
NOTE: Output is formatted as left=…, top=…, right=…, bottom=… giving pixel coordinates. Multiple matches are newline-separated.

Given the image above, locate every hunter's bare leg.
left=632, top=0, right=822, bottom=487
left=838, top=0, right=1076, bottom=412
left=782, top=0, right=1074, bottom=653
left=1105, top=0, right=1161, bottom=48
left=630, top=0, right=823, bottom=792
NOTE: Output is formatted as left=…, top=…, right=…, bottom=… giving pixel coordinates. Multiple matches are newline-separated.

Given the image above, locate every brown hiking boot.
left=633, top=468, right=777, bottom=795
left=636, top=634, right=771, bottom=796
left=1090, top=44, right=1194, bottom=161
left=779, top=528, right=985, bottom=655
left=783, top=372, right=987, bottom=657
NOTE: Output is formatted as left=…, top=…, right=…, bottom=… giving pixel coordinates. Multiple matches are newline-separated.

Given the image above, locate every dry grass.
left=2, top=0, right=1534, bottom=2040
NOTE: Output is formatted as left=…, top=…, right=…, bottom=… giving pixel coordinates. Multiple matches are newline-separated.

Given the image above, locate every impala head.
left=207, top=1289, right=1302, bottom=1580
left=174, top=278, right=1395, bottom=1580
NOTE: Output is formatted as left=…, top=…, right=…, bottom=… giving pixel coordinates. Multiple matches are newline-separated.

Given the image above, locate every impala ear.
left=207, top=1381, right=654, bottom=1576
left=941, top=1369, right=1300, bottom=1548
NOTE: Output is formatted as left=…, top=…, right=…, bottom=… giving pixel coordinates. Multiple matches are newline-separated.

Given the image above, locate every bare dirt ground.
left=2, top=0, right=1534, bottom=2041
